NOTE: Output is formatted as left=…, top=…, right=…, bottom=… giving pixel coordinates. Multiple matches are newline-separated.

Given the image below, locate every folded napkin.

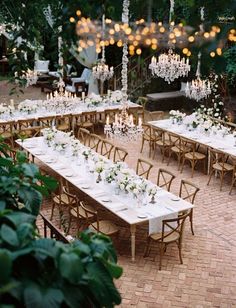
left=149, top=212, right=177, bottom=235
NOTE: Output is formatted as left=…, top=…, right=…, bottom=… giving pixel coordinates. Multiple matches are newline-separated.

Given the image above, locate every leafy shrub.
left=0, top=143, right=122, bottom=307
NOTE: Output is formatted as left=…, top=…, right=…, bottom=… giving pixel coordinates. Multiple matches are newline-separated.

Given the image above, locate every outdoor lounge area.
left=0, top=1, right=235, bottom=307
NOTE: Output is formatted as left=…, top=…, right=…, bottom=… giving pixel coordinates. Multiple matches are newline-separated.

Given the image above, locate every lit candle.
left=106, top=115, right=109, bottom=125
left=82, top=92, right=85, bottom=100
left=130, top=114, right=134, bottom=126
left=10, top=99, right=14, bottom=107
left=138, top=117, right=142, bottom=127
left=107, top=89, right=111, bottom=97
left=46, top=94, right=49, bottom=100
left=115, top=114, right=118, bottom=124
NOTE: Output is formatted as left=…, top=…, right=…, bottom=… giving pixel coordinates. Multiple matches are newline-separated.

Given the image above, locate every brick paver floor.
left=1, top=84, right=236, bottom=307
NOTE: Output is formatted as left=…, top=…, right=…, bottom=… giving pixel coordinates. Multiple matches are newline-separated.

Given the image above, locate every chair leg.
left=219, top=172, right=224, bottom=191
left=178, top=240, right=183, bottom=264
left=144, top=237, right=151, bottom=257
left=50, top=203, right=55, bottom=220
left=207, top=169, right=214, bottom=186
left=159, top=242, right=164, bottom=270
left=140, top=138, right=144, bottom=153
left=229, top=176, right=235, bottom=195
left=180, top=157, right=185, bottom=173
left=190, top=210, right=194, bottom=235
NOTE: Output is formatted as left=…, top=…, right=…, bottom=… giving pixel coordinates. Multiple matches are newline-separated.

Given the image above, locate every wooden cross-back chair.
left=104, top=108, right=119, bottom=125
left=78, top=111, right=97, bottom=133
left=148, top=110, right=164, bottom=121
left=157, top=168, right=176, bottom=192
left=136, top=158, right=153, bottom=180
left=56, top=114, right=71, bottom=132
left=167, top=132, right=189, bottom=170
left=153, top=128, right=172, bottom=162
left=230, top=161, right=236, bottom=194
left=17, top=118, right=41, bottom=138
left=140, top=124, right=155, bottom=157
left=50, top=179, right=73, bottom=229
left=77, top=127, right=90, bottom=146
left=38, top=116, right=56, bottom=130
left=0, top=121, right=15, bottom=147
left=100, top=139, right=114, bottom=159
left=180, top=138, right=206, bottom=177
left=113, top=146, right=128, bottom=163
left=67, top=190, right=96, bottom=234
left=144, top=211, right=191, bottom=270
left=89, top=133, right=102, bottom=152
left=207, top=148, right=234, bottom=191
left=80, top=201, right=119, bottom=237
left=179, top=179, right=200, bottom=235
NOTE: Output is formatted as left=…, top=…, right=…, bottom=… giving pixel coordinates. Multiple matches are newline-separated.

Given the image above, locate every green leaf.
left=0, top=224, right=19, bottom=247
left=0, top=249, right=12, bottom=283
left=17, top=187, right=42, bottom=215
left=24, top=283, right=63, bottom=308
left=5, top=212, right=36, bottom=227
left=59, top=252, right=83, bottom=283
left=21, top=164, right=39, bottom=178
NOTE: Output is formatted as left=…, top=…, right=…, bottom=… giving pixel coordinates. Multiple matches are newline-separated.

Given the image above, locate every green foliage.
left=224, top=45, right=236, bottom=86
left=0, top=142, right=122, bottom=307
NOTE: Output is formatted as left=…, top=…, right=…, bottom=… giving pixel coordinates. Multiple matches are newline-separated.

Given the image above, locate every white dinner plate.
left=171, top=197, right=180, bottom=201
left=33, top=151, right=44, bottom=155
left=101, top=197, right=111, bottom=202
left=137, top=214, right=148, bottom=219
left=82, top=185, right=90, bottom=189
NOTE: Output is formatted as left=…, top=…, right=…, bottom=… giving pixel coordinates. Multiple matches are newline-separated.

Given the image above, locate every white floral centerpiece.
left=70, top=138, right=82, bottom=156
left=53, top=131, right=70, bottom=152
left=94, top=160, right=105, bottom=183
left=85, top=93, right=103, bottom=106
left=148, top=185, right=158, bottom=204
left=183, top=113, right=199, bottom=130
left=169, top=110, right=186, bottom=124
left=18, top=100, right=38, bottom=114
left=0, top=104, right=14, bottom=116
left=202, top=119, right=213, bottom=135
left=82, top=148, right=92, bottom=161
left=42, top=128, right=56, bottom=146
left=110, top=90, right=123, bottom=104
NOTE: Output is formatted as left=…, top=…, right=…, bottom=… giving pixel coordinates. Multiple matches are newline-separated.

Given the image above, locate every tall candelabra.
left=149, top=0, right=190, bottom=83
left=104, top=0, right=143, bottom=141
left=24, top=69, right=38, bottom=87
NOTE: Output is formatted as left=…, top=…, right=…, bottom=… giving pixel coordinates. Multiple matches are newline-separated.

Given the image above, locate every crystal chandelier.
left=104, top=0, right=143, bottom=141
left=92, top=15, right=114, bottom=95
left=149, top=0, right=190, bottom=83
left=185, top=9, right=211, bottom=101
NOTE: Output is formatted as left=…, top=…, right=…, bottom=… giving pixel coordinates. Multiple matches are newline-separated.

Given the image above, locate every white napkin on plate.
left=149, top=213, right=177, bottom=235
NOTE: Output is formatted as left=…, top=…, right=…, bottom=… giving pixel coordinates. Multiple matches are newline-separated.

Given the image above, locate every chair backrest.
left=136, top=158, right=153, bottom=179
left=17, top=119, right=40, bottom=137
left=38, top=116, right=56, bottom=129
left=0, top=121, right=14, bottom=134
left=80, top=201, right=97, bottom=227
left=34, top=60, right=49, bottom=73
left=179, top=179, right=200, bottom=204
left=208, top=148, right=230, bottom=170
left=161, top=211, right=191, bottom=243
left=142, top=124, right=153, bottom=140
left=81, top=68, right=91, bottom=82
left=167, top=132, right=180, bottom=147
left=113, top=146, right=128, bottom=163
left=89, top=133, right=102, bottom=152
left=77, top=127, right=90, bottom=146
left=149, top=111, right=164, bottom=121
left=180, top=137, right=196, bottom=154
left=157, top=168, right=176, bottom=192
left=81, top=111, right=97, bottom=123
left=100, top=139, right=114, bottom=159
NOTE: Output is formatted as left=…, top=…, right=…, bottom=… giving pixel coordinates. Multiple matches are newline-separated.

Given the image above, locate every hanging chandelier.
left=92, top=15, right=114, bottom=95
left=149, top=0, right=190, bottom=83
left=185, top=8, right=211, bottom=101
left=104, top=0, right=143, bottom=141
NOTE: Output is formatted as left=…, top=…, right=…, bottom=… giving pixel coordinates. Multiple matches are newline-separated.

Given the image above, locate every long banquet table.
left=16, top=136, right=193, bottom=261
left=149, top=119, right=236, bottom=160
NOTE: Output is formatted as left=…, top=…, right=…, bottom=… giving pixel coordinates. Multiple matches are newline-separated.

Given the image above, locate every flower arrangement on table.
left=70, top=138, right=83, bottom=156
left=85, top=93, right=103, bottom=107
left=183, top=113, right=200, bottom=130
left=82, top=148, right=92, bottom=161
left=0, top=104, right=14, bottom=116
left=110, top=90, right=123, bottom=104
left=42, top=128, right=56, bottom=146
left=53, top=131, right=71, bottom=152
left=94, top=160, right=105, bottom=183
left=18, top=100, right=38, bottom=114
left=169, top=110, right=186, bottom=124
left=148, top=185, right=158, bottom=204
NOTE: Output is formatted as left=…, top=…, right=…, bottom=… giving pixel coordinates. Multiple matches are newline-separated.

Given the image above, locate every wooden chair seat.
left=150, top=231, right=180, bottom=242
left=185, top=152, right=206, bottom=160
left=70, top=205, right=95, bottom=219
left=53, top=193, right=71, bottom=205
left=1, top=132, right=13, bottom=139
left=57, top=123, right=70, bottom=131
left=212, top=162, right=234, bottom=172
left=89, top=220, right=119, bottom=236
left=81, top=122, right=94, bottom=129
left=171, top=145, right=190, bottom=153
left=155, top=139, right=172, bottom=147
